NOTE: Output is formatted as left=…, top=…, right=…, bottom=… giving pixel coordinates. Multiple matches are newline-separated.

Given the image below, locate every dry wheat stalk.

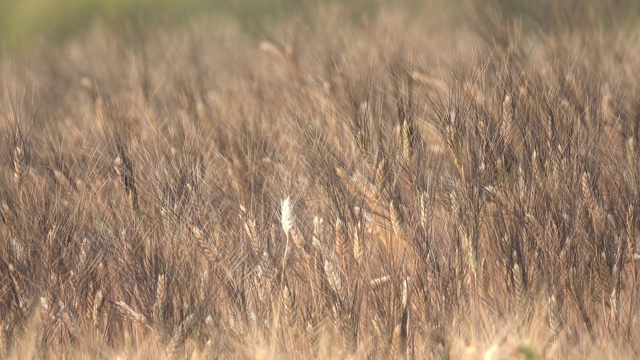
left=549, top=292, right=563, bottom=334
left=8, top=264, right=26, bottom=310
left=601, top=85, right=615, bottom=123
left=92, top=290, right=104, bottom=330
left=610, top=287, right=620, bottom=322
left=626, top=137, right=636, bottom=172
left=0, top=202, right=14, bottom=227
left=282, top=284, right=296, bottom=326
left=259, top=41, right=302, bottom=83
left=335, top=166, right=362, bottom=198
left=501, top=93, right=513, bottom=140
left=353, top=222, right=364, bottom=265
left=335, top=218, right=348, bottom=257
left=53, top=169, right=76, bottom=193
left=167, top=314, right=196, bottom=357
left=241, top=206, right=260, bottom=256
left=13, top=134, right=25, bottom=189
left=390, top=323, right=405, bottom=359
left=116, top=301, right=148, bottom=326
left=9, top=237, right=25, bottom=265
left=627, top=205, right=637, bottom=272
left=61, top=307, right=81, bottom=338
left=375, top=157, right=388, bottom=198
left=192, top=225, right=220, bottom=261
left=0, top=322, right=5, bottom=357
left=290, top=226, right=307, bottom=252
left=464, top=82, right=485, bottom=107
left=281, top=197, right=294, bottom=237
left=313, top=216, right=325, bottom=245
left=596, top=251, right=612, bottom=297
left=324, top=258, right=344, bottom=296
left=113, top=153, right=139, bottom=218
left=401, top=120, right=413, bottom=164
left=390, top=200, right=408, bottom=244
left=306, top=313, right=320, bottom=356
left=419, top=192, right=430, bottom=234
left=370, top=275, right=392, bottom=288
left=512, top=260, right=525, bottom=306
left=581, top=171, right=603, bottom=231
left=153, top=275, right=166, bottom=334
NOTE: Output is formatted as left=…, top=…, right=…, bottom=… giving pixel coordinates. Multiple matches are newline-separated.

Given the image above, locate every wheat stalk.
left=116, top=301, right=148, bottom=327
left=324, top=258, right=344, bottom=297
left=153, top=275, right=166, bottom=336
left=353, top=222, right=364, bottom=265
left=390, top=200, right=408, bottom=245
left=167, top=314, right=196, bottom=357
left=192, top=225, right=220, bottom=261
left=8, top=264, right=26, bottom=310
left=335, top=218, right=348, bottom=258
left=114, top=152, right=139, bottom=218
left=13, top=134, right=25, bottom=191
left=401, top=120, right=413, bottom=164
left=92, top=290, right=104, bottom=330
left=282, top=283, right=296, bottom=326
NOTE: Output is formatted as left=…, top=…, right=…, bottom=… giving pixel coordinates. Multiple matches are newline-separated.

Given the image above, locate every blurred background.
left=1, top=0, right=639, bottom=55
left=0, top=0, right=376, bottom=54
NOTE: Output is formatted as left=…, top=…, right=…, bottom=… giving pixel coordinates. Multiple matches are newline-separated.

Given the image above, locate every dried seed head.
left=241, top=207, right=260, bottom=256
left=353, top=223, right=364, bottom=265
left=390, top=201, right=407, bottom=242
left=259, top=41, right=285, bottom=59
left=581, top=171, right=601, bottom=220
left=313, top=216, right=324, bottom=244
left=501, top=93, right=513, bottom=140
left=375, top=158, right=388, bottom=196
left=390, top=323, right=406, bottom=359
left=61, top=307, right=81, bottom=337
left=335, top=218, right=348, bottom=257
left=113, top=156, right=124, bottom=178
left=464, top=81, right=484, bottom=107
left=401, top=120, right=412, bottom=163
left=610, top=287, right=620, bottom=322
left=153, top=275, right=166, bottom=323
left=324, top=259, right=344, bottom=296
left=290, top=226, right=307, bottom=251
left=419, top=192, right=430, bottom=233
left=627, top=205, right=636, bottom=258
left=1, top=201, right=14, bottom=225
left=8, top=264, right=25, bottom=309
left=449, top=191, right=460, bottom=218
left=513, top=261, right=525, bottom=305
left=92, top=290, right=104, bottom=329
left=627, top=137, right=636, bottom=169
left=602, top=85, right=614, bottom=122
left=370, top=275, right=391, bottom=288
left=13, top=142, right=25, bottom=187
left=10, top=237, right=25, bottom=264
left=167, top=314, right=196, bottom=356
left=281, top=197, right=294, bottom=236
left=549, top=293, right=563, bottom=333
left=401, top=277, right=410, bottom=310
left=282, top=284, right=296, bottom=326
left=116, top=301, right=148, bottom=325
left=192, top=226, right=220, bottom=261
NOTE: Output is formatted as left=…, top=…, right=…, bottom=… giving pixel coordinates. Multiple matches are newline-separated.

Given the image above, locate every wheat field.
left=1, top=1, right=640, bottom=359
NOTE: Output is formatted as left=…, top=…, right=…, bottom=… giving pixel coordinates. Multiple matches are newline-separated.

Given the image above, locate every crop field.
left=1, top=0, right=640, bottom=358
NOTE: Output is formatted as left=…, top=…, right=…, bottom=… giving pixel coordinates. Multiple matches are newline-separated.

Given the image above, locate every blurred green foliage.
left=0, top=0, right=184, bottom=51
left=484, top=0, right=640, bottom=31
left=0, top=0, right=361, bottom=53
left=1, top=0, right=638, bottom=55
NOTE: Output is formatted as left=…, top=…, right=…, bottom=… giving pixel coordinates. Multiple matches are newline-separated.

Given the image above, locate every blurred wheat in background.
left=1, top=0, right=640, bottom=359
